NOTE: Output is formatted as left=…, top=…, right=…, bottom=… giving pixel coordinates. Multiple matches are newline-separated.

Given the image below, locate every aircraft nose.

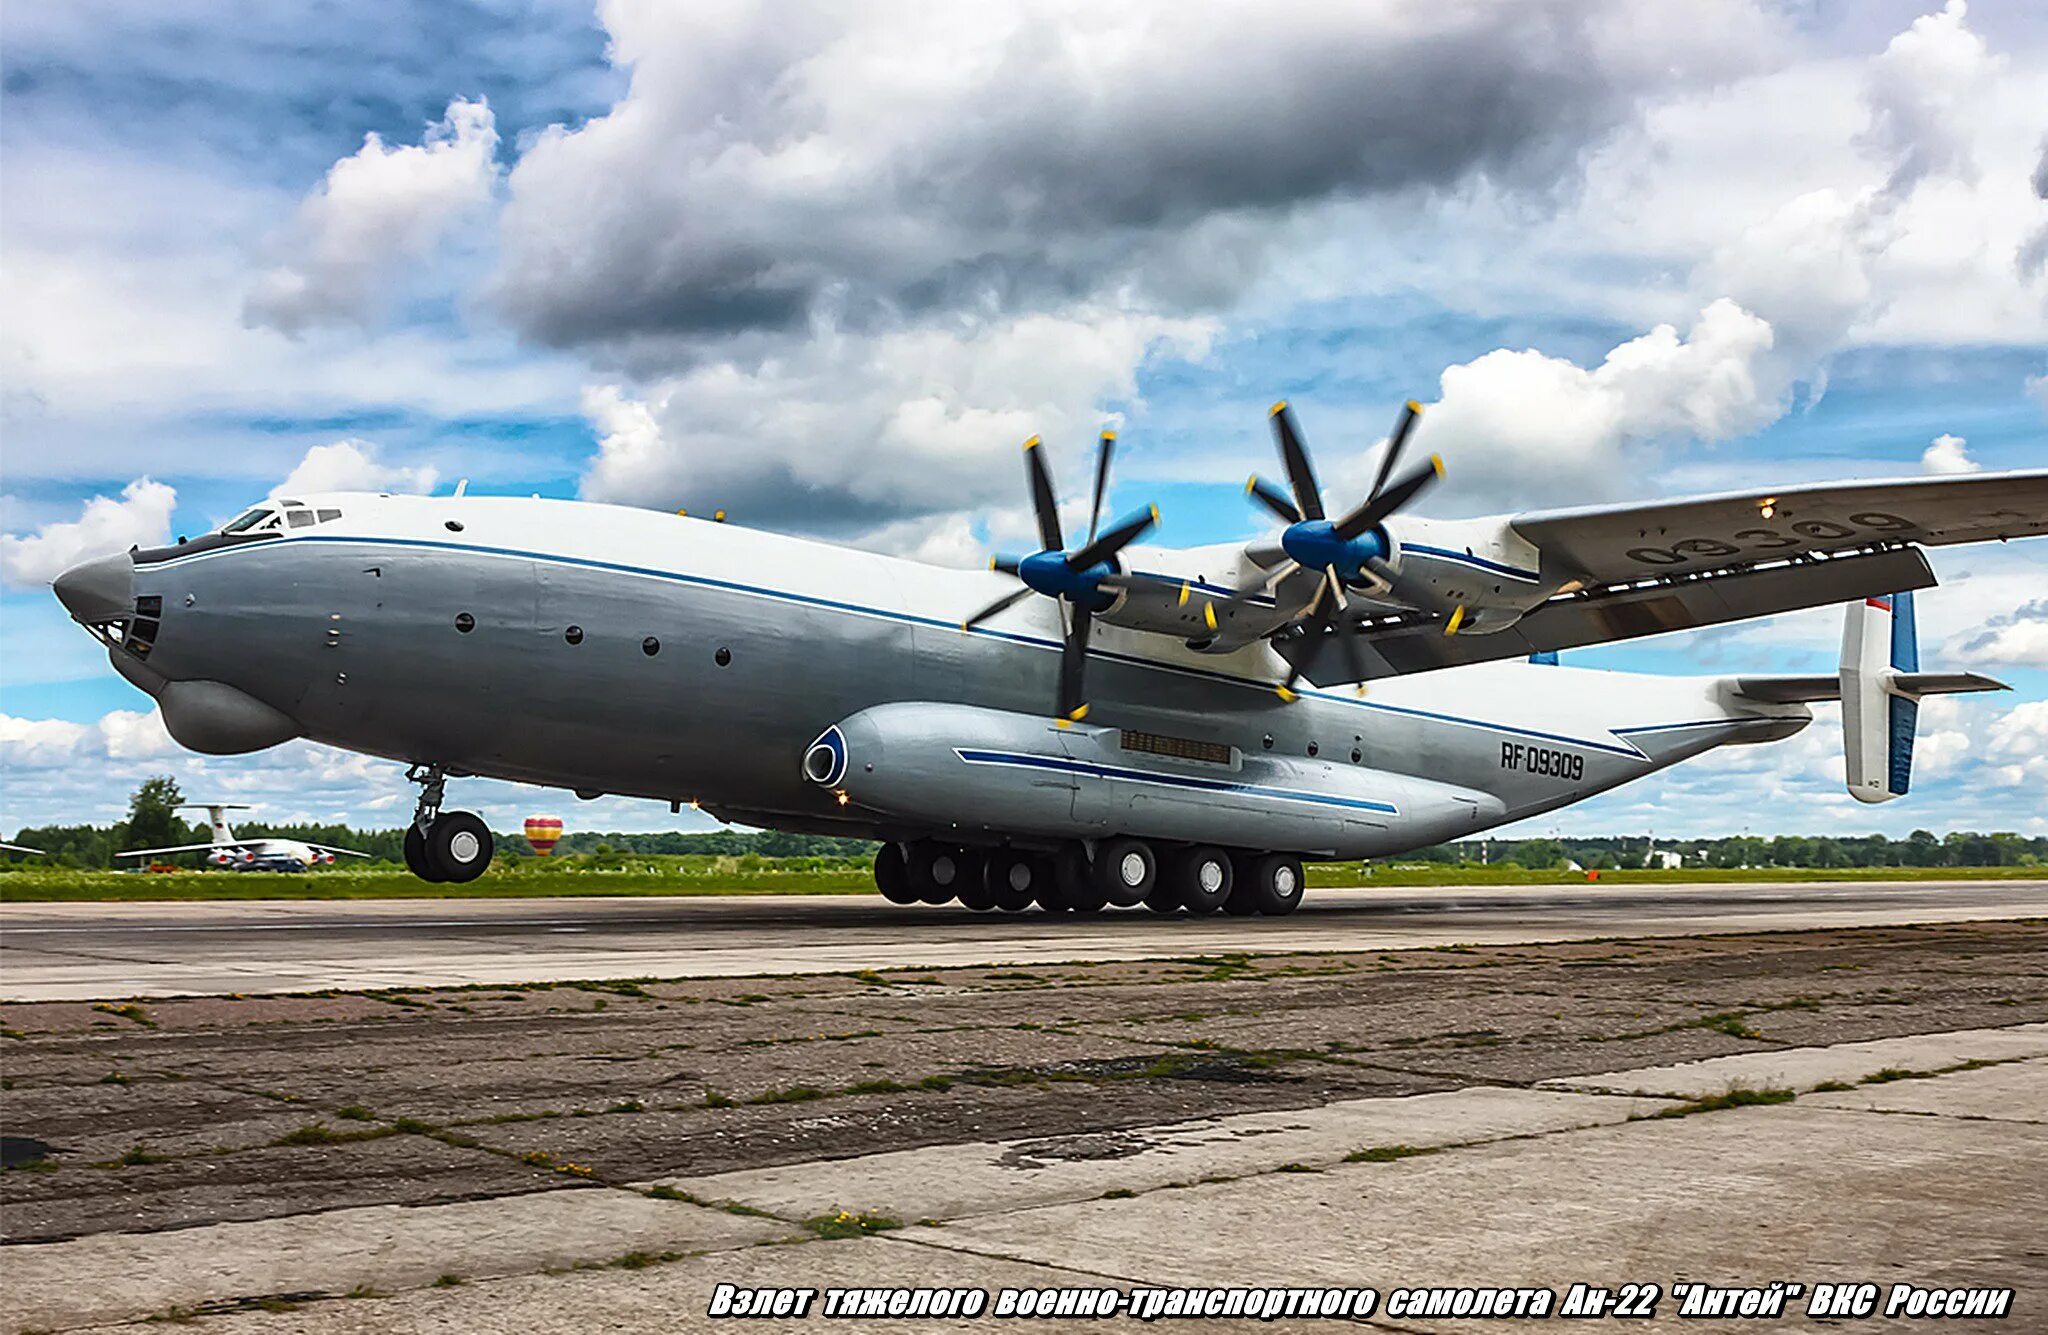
left=52, top=550, right=135, bottom=624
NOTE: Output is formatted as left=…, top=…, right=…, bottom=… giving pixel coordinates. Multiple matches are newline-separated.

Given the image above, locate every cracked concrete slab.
left=0, top=1185, right=788, bottom=1331
left=652, top=1086, right=1667, bottom=1224
left=1804, top=1057, right=2048, bottom=1123
left=1538, top=1023, right=2048, bottom=1097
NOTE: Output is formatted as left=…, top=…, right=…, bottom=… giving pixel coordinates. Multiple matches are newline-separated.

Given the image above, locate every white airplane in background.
left=0, top=842, right=44, bottom=855
left=116, top=803, right=368, bottom=871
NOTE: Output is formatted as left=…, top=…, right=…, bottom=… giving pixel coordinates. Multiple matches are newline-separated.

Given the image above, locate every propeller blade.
left=1023, top=436, right=1064, bottom=553
left=1234, top=557, right=1299, bottom=600
left=1087, top=429, right=1115, bottom=543
left=961, top=585, right=1033, bottom=629
left=1245, top=474, right=1303, bottom=525
left=1367, top=400, right=1423, bottom=501
left=1270, top=400, right=1324, bottom=521
left=1066, top=504, right=1157, bottom=572
left=1277, top=580, right=1334, bottom=699
left=1057, top=605, right=1094, bottom=722
left=990, top=554, right=1022, bottom=576
left=1332, top=453, right=1444, bottom=541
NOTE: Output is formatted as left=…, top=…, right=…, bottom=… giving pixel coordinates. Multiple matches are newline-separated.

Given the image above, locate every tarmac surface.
left=2, top=916, right=2044, bottom=1331
left=3, top=877, right=2045, bottom=1001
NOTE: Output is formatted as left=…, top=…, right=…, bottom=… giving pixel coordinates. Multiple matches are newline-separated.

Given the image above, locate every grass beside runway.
left=0, top=859, right=2039, bottom=902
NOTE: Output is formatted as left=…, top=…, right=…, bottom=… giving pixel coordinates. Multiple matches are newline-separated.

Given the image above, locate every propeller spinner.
left=1243, top=400, right=1443, bottom=699
left=962, top=432, right=1160, bottom=724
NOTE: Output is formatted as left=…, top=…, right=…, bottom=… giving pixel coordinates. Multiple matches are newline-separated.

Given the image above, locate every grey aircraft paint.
left=54, top=493, right=1820, bottom=862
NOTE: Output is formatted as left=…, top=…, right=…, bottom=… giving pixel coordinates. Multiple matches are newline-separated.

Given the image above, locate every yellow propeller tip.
left=1204, top=603, right=1218, bottom=631
left=1406, top=400, right=1423, bottom=413
left=1275, top=685, right=1297, bottom=703
left=1177, top=582, right=1190, bottom=606
left=1269, top=400, right=1288, bottom=416
left=1244, top=475, right=1258, bottom=494
left=1070, top=704, right=1090, bottom=721
left=1148, top=504, right=1160, bottom=523
left=1023, top=435, right=1042, bottom=449
left=714, top=510, right=726, bottom=522
left=1101, top=429, right=1117, bottom=441
left=1053, top=717, right=1072, bottom=729
left=1430, top=453, right=1445, bottom=477
left=1444, top=605, right=1466, bottom=636
left=957, top=622, right=971, bottom=632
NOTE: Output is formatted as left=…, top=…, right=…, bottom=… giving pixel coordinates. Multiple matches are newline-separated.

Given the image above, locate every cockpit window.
left=316, top=508, right=341, bottom=523
left=222, top=507, right=275, bottom=534
left=286, top=509, right=315, bottom=528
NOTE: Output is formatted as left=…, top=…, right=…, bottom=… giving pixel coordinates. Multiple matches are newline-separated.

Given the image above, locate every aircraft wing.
left=305, top=844, right=371, bottom=857
left=1281, top=545, right=1936, bottom=687
left=1509, top=470, right=2048, bottom=586
left=116, top=842, right=233, bottom=859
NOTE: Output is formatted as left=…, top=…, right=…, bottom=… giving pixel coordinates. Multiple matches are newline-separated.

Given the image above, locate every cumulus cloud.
left=495, top=0, right=1776, bottom=358
left=245, top=98, right=500, bottom=335
left=1395, top=299, right=1781, bottom=508
left=270, top=439, right=440, bottom=498
left=1861, top=0, right=2000, bottom=200
left=1960, top=598, right=2048, bottom=669
left=0, top=710, right=176, bottom=768
left=0, top=478, right=176, bottom=587
left=1985, top=698, right=2048, bottom=788
left=1920, top=432, right=1979, bottom=475
left=579, top=309, right=1214, bottom=528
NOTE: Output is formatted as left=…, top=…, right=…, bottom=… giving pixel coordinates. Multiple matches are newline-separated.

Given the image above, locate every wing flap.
left=1284, top=545, right=1936, bottom=687
left=1510, top=470, right=2048, bottom=586
left=115, top=843, right=231, bottom=858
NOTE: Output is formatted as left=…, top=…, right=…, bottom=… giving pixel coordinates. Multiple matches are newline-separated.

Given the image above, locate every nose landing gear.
left=402, top=764, right=495, bottom=883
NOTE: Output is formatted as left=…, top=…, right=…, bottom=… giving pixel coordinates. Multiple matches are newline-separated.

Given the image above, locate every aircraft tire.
left=1173, top=846, right=1234, bottom=915
left=955, top=856, right=997, bottom=911
left=1094, top=837, right=1155, bottom=908
left=985, top=852, right=1043, bottom=912
left=425, top=812, right=493, bottom=883
left=403, top=824, right=446, bottom=883
left=874, top=843, right=919, bottom=904
left=1243, top=852, right=1306, bottom=916
left=1055, top=843, right=1106, bottom=914
left=1222, top=854, right=1262, bottom=916
left=906, top=841, right=972, bottom=905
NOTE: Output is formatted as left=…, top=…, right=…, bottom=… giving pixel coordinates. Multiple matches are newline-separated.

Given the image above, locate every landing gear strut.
left=402, top=764, right=494, bottom=883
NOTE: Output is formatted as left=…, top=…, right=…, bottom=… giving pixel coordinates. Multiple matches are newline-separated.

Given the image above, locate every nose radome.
left=52, top=550, right=135, bottom=624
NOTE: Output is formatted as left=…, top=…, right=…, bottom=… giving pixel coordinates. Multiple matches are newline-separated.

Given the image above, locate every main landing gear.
left=402, top=764, right=495, bottom=883
left=874, top=837, right=1303, bottom=917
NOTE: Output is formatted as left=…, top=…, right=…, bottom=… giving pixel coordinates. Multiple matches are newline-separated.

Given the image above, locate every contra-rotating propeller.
left=1241, top=400, right=1443, bottom=699
left=961, top=431, right=1159, bottom=724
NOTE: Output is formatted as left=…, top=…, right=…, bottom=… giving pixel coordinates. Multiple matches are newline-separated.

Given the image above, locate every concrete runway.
left=4, top=878, right=2043, bottom=1001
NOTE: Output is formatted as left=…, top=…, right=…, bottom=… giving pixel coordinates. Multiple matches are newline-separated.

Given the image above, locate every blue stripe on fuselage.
left=953, top=748, right=1400, bottom=814
left=138, top=532, right=1658, bottom=760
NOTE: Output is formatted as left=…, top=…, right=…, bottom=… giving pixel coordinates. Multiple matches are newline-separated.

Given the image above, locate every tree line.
left=4, top=777, right=2040, bottom=870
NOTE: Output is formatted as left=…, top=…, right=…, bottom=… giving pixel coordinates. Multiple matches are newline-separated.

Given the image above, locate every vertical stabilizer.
left=1841, top=592, right=1918, bottom=803
left=179, top=802, right=250, bottom=845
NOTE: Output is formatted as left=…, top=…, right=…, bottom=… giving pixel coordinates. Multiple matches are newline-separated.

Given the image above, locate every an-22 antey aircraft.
left=115, top=802, right=368, bottom=871
left=51, top=402, right=2046, bottom=913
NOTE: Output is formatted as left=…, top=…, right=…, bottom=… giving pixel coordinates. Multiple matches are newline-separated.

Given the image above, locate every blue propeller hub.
left=1017, top=550, right=1116, bottom=610
left=1280, top=521, right=1389, bottom=583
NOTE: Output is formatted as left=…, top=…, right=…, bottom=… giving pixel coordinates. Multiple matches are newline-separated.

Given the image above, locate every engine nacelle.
left=1363, top=516, right=1549, bottom=631
left=805, top=702, right=1500, bottom=859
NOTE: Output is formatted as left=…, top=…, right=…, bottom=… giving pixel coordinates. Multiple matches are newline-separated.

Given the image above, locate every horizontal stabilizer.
left=1731, top=670, right=2007, bottom=704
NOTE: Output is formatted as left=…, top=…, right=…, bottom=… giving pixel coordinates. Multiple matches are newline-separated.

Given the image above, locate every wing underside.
left=1508, top=469, right=2048, bottom=587
left=1281, top=545, right=1936, bottom=687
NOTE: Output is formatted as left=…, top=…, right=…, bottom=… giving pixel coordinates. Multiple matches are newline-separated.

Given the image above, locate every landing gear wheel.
left=1173, top=846, right=1234, bottom=915
left=424, top=811, right=493, bottom=883
left=874, top=843, right=918, bottom=904
left=1094, top=837, right=1155, bottom=908
left=1242, top=853, right=1306, bottom=916
left=403, top=824, right=446, bottom=883
left=1053, top=843, right=1105, bottom=914
left=1222, top=854, right=1262, bottom=916
left=906, top=841, right=974, bottom=906
left=984, top=852, right=1044, bottom=912
left=954, top=854, right=996, bottom=911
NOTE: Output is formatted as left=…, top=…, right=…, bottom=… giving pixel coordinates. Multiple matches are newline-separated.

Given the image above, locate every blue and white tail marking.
left=1842, top=591, right=1918, bottom=803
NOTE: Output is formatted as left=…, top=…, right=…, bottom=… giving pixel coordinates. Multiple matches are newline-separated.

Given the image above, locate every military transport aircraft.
left=116, top=802, right=367, bottom=871
left=51, top=404, right=2045, bottom=913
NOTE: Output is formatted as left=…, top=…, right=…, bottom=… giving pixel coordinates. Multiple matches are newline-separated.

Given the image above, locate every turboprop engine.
left=803, top=702, right=1501, bottom=859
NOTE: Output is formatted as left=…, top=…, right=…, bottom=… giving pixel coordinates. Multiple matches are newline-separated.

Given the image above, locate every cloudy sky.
left=2, top=0, right=2044, bottom=839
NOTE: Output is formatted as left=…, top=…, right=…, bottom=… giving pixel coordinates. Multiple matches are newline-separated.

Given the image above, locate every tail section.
left=178, top=802, right=251, bottom=844
left=1841, top=593, right=1916, bottom=802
